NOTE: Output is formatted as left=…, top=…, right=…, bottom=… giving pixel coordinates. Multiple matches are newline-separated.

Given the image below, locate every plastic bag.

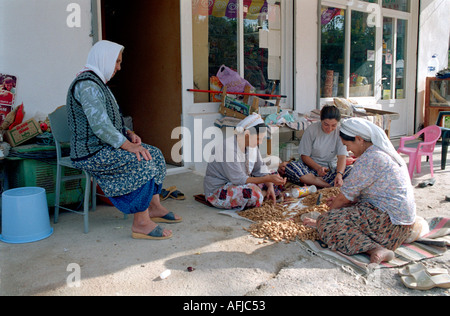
left=216, top=65, right=254, bottom=93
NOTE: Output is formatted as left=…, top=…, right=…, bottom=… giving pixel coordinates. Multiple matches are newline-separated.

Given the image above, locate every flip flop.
left=401, top=270, right=450, bottom=291
left=160, top=186, right=177, bottom=201
left=398, top=263, right=448, bottom=277
left=418, top=178, right=436, bottom=188
left=151, top=211, right=183, bottom=224
left=169, top=190, right=186, bottom=200
left=445, top=196, right=450, bottom=202
left=132, top=226, right=172, bottom=240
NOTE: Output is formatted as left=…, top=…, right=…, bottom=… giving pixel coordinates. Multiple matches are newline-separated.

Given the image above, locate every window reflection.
left=192, top=0, right=283, bottom=103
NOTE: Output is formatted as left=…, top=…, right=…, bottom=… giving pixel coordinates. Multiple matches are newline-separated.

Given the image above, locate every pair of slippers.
left=160, top=186, right=185, bottom=201
left=400, top=263, right=450, bottom=291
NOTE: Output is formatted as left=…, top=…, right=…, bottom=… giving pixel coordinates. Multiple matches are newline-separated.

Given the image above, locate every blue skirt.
left=73, top=144, right=166, bottom=215
left=109, top=179, right=162, bottom=215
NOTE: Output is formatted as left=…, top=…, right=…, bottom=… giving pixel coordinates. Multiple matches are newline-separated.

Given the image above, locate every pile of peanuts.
left=244, top=220, right=317, bottom=243
left=301, top=187, right=341, bottom=207
left=240, top=188, right=341, bottom=243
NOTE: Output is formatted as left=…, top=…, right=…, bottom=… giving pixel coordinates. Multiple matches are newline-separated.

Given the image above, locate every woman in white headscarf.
left=204, top=114, right=286, bottom=210
left=67, top=40, right=181, bottom=240
left=304, top=118, right=416, bottom=264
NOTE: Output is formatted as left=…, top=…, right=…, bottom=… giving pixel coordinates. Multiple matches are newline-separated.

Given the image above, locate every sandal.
left=151, top=211, right=183, bottom=224
left=398, top=263, right=448, bottom=277
left=160, top=186, right=177, bottom=201
left=132, top=226, right=172, bottom=240
left=401, top=270, right=450, bottom=291
left=169, top=189, right=186, bottom=200
left=418, top=178, right=436, bottom=188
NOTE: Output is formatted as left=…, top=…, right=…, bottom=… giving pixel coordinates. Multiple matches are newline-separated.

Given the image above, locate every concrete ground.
left=0, top=141, right=449, bottom=297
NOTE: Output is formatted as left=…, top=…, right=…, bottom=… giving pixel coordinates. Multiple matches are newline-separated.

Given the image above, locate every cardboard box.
left=5, top=118, right=42, bottom=147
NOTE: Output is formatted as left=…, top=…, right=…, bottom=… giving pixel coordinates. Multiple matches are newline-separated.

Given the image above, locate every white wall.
left=416, top=0, right=450, bottom=127
left=295, top=0, right=319, bottom=114
left=0, top=0, right=93, bottom=119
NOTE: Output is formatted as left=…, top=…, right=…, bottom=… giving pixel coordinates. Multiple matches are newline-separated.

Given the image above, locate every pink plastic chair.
left=397, top=125, right=442, bottom=179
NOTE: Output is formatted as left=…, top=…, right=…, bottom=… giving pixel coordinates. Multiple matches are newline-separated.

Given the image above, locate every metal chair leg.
left=83, top=172, right=91, bottom=234
left=54, top=164, right=62, bottom=224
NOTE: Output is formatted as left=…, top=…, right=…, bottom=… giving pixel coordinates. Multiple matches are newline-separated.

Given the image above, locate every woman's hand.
left=316, top=166, right=329, bottom=177
left=334, top=173, right=344, bottom=187
left=327, top=193, right=353, bottom=210
left=277, top=161, right=289, bottom=176
left=121, top=140, right=152, bottom=162
left=264, top=174, right=287, bottom=186
left=127, top=131, right=142, bottom=145
left=265, top=185, right=277, bottom=204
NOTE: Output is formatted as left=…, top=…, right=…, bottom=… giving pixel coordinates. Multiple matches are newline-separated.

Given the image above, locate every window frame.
left=319, top=0, right=413, bottom=105
left=187, top=0, right=294, bottom=113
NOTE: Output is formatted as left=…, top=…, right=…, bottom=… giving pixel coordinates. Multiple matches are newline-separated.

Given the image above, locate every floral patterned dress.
left=316, top=145, right=416, bottom=255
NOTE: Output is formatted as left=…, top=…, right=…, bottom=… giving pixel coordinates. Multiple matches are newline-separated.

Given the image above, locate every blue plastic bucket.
left=0, top=187, right=53, bottom=244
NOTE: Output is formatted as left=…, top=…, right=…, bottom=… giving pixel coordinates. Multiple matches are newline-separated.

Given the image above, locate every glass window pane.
left=383, top=0, right=410, bottom=12
left=350, top=10, right=375, bottom=98
left=192, top=0, right=284, bottom=103
left=396, top=19, right=407, bottom=99
left=320, top=7, right=345, bottom=98
left=192, top=0, right=238, bottom=103
left=382, top=17, right=394, bottom=100
left=243, top=0, right=277, bottom=94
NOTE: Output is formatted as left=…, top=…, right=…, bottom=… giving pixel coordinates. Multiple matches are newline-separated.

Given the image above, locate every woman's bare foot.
left=132, top=210, right=172, bottom=237
left=148, top=194, right=182, bottom=221
left=300, top=174, right=332, bottom=188
left=367, top=247, right=395, bottom=264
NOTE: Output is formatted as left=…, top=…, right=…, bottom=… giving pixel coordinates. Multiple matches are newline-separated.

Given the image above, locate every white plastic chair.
left=48, top=105, right=97, bottom=233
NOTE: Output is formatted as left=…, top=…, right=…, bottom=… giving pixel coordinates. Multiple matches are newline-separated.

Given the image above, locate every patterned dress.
left=316, top=146, right=416, bottom=255
left=204, top=136, right=268, bottom=210
left=68, top=73, right=167, bottom=215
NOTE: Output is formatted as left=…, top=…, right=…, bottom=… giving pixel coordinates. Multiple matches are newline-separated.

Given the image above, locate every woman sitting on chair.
left=67, top=40, right=181, bottom=240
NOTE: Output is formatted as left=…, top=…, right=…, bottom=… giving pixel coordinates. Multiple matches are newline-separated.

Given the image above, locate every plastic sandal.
left=418, top=178, right=436, bottom=188
left=151, top=211, right=183, bottom=224
left=160, top=186, right=177, bottom=201
left=398, top=263, right=448, bottom=277
left=132, top=226, right=173, bottom=240
left=401, top=270, right=450, bottom=291
left=169, top=190, right=186, bottom=200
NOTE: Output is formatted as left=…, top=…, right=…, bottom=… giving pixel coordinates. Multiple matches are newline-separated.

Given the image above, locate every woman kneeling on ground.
left=204, top=114, right=286, bottom=210
left=304, top=118, right=416, bottom=264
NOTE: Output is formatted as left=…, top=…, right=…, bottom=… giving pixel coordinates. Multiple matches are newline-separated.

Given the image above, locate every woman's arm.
left=302, top=155, right=328, bottom=177
left=327, top=193, right=353, bottom=210
left=246, top=174, right=286, bottom=186
left=334, top=155, right=347, bottom=187
left=75, top=81, right=127, bottom=148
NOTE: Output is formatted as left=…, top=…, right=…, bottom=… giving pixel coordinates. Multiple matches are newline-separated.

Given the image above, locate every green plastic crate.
left=6, top=158, right=86, bottom=207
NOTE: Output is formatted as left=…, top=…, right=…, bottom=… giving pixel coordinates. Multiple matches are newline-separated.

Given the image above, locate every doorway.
left=101, top=0, right=182, bottom=165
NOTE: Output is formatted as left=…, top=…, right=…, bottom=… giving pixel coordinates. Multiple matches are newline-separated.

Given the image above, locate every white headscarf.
left=81, top=40, right=124, bottom=83
left=340, top=118, right=405, bottom=166
left=236, top=113, right=265, bottom=134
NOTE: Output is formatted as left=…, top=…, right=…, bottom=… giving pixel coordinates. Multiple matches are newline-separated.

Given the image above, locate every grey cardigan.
left=203, top=135, right=268, bottom=196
